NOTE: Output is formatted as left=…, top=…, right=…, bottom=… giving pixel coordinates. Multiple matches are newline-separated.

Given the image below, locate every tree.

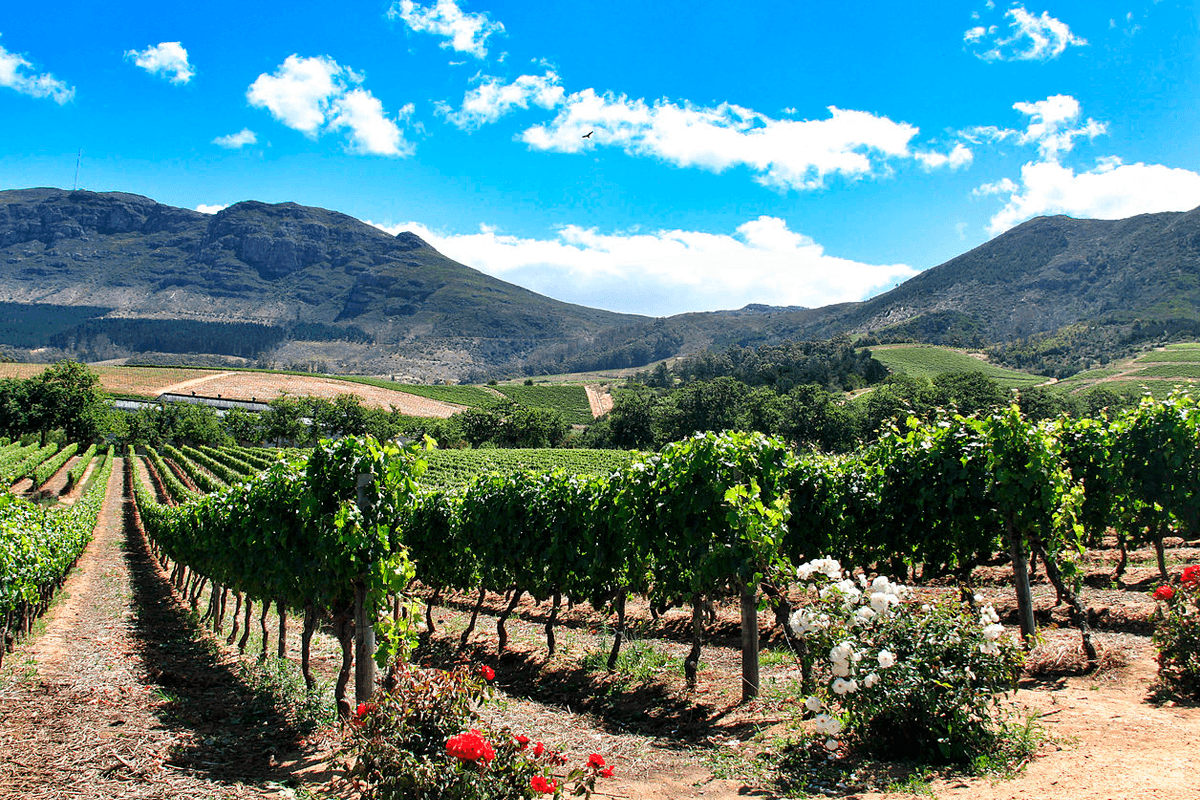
left=659, top=377, right=749, bottom=443
left=260, top=395, right=312, bottom=446
left=606, top=385, right=662, bottom=449
left=930, top=372, right=1008, bottom=417
left=314, top=394, right=369, bottom=439
left=28, top=360, right=107, bottom=442
left=223, top=407, right=263, bottom=445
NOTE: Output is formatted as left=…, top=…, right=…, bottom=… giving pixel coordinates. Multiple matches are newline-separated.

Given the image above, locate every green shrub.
left=789, top=558, right=1027, bottom=765
left=1152, top=565, right=1200, bottom=696
left=343, top=663, right=611, bottom=799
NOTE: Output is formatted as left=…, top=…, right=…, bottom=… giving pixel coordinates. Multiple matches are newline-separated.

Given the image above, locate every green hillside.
left=1050, top=343, right=1200, bottom=399
left=867, top=344, right=1044, bottom=388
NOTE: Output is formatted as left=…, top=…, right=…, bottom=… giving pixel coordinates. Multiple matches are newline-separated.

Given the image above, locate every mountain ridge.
left=2, top=187, right=1199, bottom=380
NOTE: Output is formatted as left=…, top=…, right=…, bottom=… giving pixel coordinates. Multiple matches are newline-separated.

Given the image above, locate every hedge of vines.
left=0, top=445, right=114, bottom=668
left=132, top=395, right=1200, bottom=701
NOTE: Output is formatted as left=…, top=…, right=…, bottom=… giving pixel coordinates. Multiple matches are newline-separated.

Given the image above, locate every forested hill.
left=2, top=187, right=1199, bottom=380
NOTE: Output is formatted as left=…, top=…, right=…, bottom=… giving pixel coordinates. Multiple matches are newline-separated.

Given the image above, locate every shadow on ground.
left=121, top=505, right=315, bottom=788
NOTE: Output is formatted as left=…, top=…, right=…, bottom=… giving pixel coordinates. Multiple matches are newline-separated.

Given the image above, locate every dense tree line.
left=126, top=394, right=569, bottom=451
left=656, top=336, right=886, bottom=392
left=582, top=371, right=1138, bottom=452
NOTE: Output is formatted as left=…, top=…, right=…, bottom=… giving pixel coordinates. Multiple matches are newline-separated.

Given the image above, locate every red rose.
left=480, top=665, right=495, bottom=681
left=531, top=775, right=557, bottom=793
left=446, top=730, right=495, bottom=763
left=1182, top=565, right=1200, bottom=586
left=515, top=734, right=530, bottom=749
left=352, top=702, right=376, bottom=725
left=1154, top=585, right=1175, bottom=601
left=533, top=741, right=544, bottom=757
left=587, top=753, right=605, bottom=769
left=601, top=767, right=614, bottom=778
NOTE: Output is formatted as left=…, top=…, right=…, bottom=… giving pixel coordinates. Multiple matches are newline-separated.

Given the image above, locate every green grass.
left=581, top=631, right=684, bottom=688
left=867, top=345, right=1043, bottom=387
left=1162, top=342, right=1200, bottom=351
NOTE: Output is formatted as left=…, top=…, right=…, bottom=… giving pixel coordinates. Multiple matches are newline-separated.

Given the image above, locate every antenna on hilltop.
left=73, top=149, right=82, bottom=190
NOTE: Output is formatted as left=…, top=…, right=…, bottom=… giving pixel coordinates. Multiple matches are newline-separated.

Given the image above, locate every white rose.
left=805, top=695, right=823, bottom=713
left=877, top=649, right=896, bottom=669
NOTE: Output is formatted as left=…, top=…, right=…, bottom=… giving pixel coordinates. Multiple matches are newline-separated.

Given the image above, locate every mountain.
left=2, top=187, right=1199, bottom=379
left=0, top=188, right=649, bottom=380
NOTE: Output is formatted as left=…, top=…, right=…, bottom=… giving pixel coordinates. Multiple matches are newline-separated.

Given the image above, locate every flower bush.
left=342, top=663, right=611, bottom=799
left=1152, top=564, right=1200, bottom=696
left=789, top=558, right=1026, bottom=764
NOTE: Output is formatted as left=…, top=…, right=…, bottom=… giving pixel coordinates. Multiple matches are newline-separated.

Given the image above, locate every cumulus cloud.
left=518, top=90, right=943, bottom=191
left=196, top=204, right=228, bottom=214
left=440, top=71, right=565, bottom=129
left=967, top=5, right=1086, bottom=61
left=0, top=36, right=74, bottom=103
left=212, top=128, right=257, bottom=149
left=387, top=0, right=504, bottom=59
left=125, top=41, right=193, bottom=84
left=367, top=216, right=917, bottom=316
left=914, top=143, right=974, bottom=170
left=247, top=55, right=412, bottom=157
left=985, top=159, right=1200, bottom=234
left=964, top=94, right=1103, bottom=161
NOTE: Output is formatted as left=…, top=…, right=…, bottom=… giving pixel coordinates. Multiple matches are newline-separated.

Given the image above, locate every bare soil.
left=157, top=372, right=466, bottom=417
left=584, top=385, right=614, bottom=419
left=3, top=463, right=1199, bottom=799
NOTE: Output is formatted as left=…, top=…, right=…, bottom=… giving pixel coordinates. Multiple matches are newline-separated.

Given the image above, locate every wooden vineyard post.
left=740, top=583, right=760, bottom=701
left=354, top=472, right=376, bottom=704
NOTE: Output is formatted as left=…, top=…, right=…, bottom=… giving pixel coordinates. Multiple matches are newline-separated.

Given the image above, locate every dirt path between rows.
left=0, top=459, right=311, bottom=799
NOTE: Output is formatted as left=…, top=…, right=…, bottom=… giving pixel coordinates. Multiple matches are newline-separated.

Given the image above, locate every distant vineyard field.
left=1134, top=364, right=1200, bottom=378
left=493, top=384, right=594, bottom=423
left=867, top=345, right=1043, bottom=387
left=1137, top=349, right=1200, bottom=363
left=420, top=448, right=636, bottom=490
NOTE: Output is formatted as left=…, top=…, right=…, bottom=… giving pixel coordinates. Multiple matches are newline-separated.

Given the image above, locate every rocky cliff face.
left=0, top=188, right=642, bottom=379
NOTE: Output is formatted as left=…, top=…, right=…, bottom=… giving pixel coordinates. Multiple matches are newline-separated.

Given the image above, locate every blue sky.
left=2, top=0, right=1198, bottom=316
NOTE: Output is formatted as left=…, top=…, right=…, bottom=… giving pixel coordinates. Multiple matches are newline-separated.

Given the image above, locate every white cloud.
left=519, top=90, right=939, bottom=191
left=125, top=41, right=193, bottom=84
left=331, top=92, right=415, bottom=156
left=367, top=216, right=917, bottom=316
left=387, top=0, right=503, bottom=59
left=972, top=177, right=1018, bottom=197
left=0, top=36, right=74, bottom=103
left=441, top=71, right=565, bottom=129
left=247, top=55, right=412, bottom=157
left=914, top=143, right=974, bottom=170
left=212, top=128, right=257, bottom=149
left=964, top=94, right=1104, bottom=161
left=968, top=5, right=1086, bottom=61
left=985, top=159, right=1200, bottom=234
left=196, top=204, right=228, bottom=214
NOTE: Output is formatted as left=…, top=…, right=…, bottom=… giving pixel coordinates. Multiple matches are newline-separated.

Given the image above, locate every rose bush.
left=789, top=558, right=1026, bottom=764
left=342, top=663, right=610, bottom=799
left=1152, top=564, right=1200, bottom=696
